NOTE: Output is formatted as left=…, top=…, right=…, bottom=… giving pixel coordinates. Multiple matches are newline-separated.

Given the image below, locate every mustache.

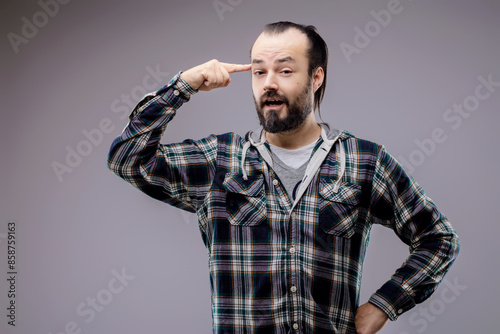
left=259, top=91, right=289, bottom=108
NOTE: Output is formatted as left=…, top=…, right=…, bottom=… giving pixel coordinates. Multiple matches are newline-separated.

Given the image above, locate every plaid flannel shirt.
left=107, top=72, right=459, bottom=333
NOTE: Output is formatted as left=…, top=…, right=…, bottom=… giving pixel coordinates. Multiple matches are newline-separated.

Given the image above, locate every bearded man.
left=108, top=21, right=459, bottom=334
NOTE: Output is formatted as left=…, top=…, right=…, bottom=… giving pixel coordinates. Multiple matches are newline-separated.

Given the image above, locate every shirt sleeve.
left=107, top=72, right=217, bottom=212
left=367, top=145, right=460, bottom=320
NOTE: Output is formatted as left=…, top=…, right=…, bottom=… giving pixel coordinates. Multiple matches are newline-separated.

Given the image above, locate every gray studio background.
left=1, top=0, right=499, bottom=333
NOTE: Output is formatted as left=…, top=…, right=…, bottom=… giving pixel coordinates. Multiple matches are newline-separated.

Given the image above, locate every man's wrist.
left=176, top=71, right=198, bottom=98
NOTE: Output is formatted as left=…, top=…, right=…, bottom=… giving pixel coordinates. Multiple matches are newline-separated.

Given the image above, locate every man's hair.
left=262, top=21, right=328, bottom=115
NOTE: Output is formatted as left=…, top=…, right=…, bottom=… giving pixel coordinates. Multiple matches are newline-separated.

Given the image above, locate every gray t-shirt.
left=268, top=140, right=317, bottom=201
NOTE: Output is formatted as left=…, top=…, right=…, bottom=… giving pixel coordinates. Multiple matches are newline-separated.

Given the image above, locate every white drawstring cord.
left=241, top=141, right=251, bottom=181
left=333, top=141, right=345, bottom=193
left=241, top=130, right=269, bottom=181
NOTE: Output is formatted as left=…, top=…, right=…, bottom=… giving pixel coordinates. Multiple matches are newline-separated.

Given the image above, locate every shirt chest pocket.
left=222, top=173, right=267, bottom=227
left=318, top=179, right=362, bottom=238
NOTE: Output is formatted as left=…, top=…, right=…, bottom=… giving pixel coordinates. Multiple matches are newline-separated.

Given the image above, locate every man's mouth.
left=264, top=100, right=285, bottom=107
left=259, top=92, right=288, bottom=111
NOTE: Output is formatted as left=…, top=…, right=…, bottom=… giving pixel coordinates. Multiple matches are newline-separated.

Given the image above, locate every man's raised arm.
left=107, top=60, right=251, bottom=212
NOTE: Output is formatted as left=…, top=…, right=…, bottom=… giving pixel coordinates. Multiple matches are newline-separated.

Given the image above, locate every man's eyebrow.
left=276, top=56, right=295, bottom=64
left=251, top=56, right=296, bottom=65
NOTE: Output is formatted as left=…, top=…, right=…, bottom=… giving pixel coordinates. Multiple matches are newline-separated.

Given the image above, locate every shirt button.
left=272, top=179, right=279, bottom=186
left=397, top=309, right=403, bottom=314
left=173, top=89, right=180, bottom=96
left=291, top=212, right=296, bottom=218
left=293, top=323, right=299, bottom=330
left=289, top=247, right=296, bottom=254
left=290, top=286, right=297, bottom=293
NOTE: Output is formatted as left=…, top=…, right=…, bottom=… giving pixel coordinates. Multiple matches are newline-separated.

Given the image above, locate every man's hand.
left=355, top=302, right=389, bottom=334
left=180, top=59, right=251, bottom=91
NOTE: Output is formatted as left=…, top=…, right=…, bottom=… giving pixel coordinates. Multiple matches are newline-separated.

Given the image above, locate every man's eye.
left=254, top=71, right=265, bottom=76
left=282, top=70, right=292, bottom=75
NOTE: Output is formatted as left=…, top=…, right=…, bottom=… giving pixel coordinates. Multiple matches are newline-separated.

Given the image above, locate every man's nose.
left=263, top=73, right=278, bottom=91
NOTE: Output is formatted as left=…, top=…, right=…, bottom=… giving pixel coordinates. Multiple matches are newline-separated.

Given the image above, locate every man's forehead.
left=250, top=29, right=309, bottom=62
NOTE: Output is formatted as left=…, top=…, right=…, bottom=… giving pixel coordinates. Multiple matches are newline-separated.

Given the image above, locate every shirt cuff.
left=157, top=71, right=198, bottom=100
left=130, top=71, right=197, bottom=119
left=368, top=280, right=416, bottom=321
left=175, top=72, right=198, bottom=97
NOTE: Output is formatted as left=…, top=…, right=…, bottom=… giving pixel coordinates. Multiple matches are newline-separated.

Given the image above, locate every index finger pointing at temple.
left=223, top=63, right=252, bottom=73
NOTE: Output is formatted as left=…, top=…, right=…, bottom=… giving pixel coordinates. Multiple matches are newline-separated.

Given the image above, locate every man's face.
left=251, top=29, right=314, bottom=134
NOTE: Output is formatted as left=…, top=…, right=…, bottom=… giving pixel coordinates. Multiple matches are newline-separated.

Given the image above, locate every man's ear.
left=312, top=67, right=324, bottom=93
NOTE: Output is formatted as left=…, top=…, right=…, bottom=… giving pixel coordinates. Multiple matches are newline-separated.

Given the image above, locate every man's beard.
left=254, top=81, right=313, bottom=134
